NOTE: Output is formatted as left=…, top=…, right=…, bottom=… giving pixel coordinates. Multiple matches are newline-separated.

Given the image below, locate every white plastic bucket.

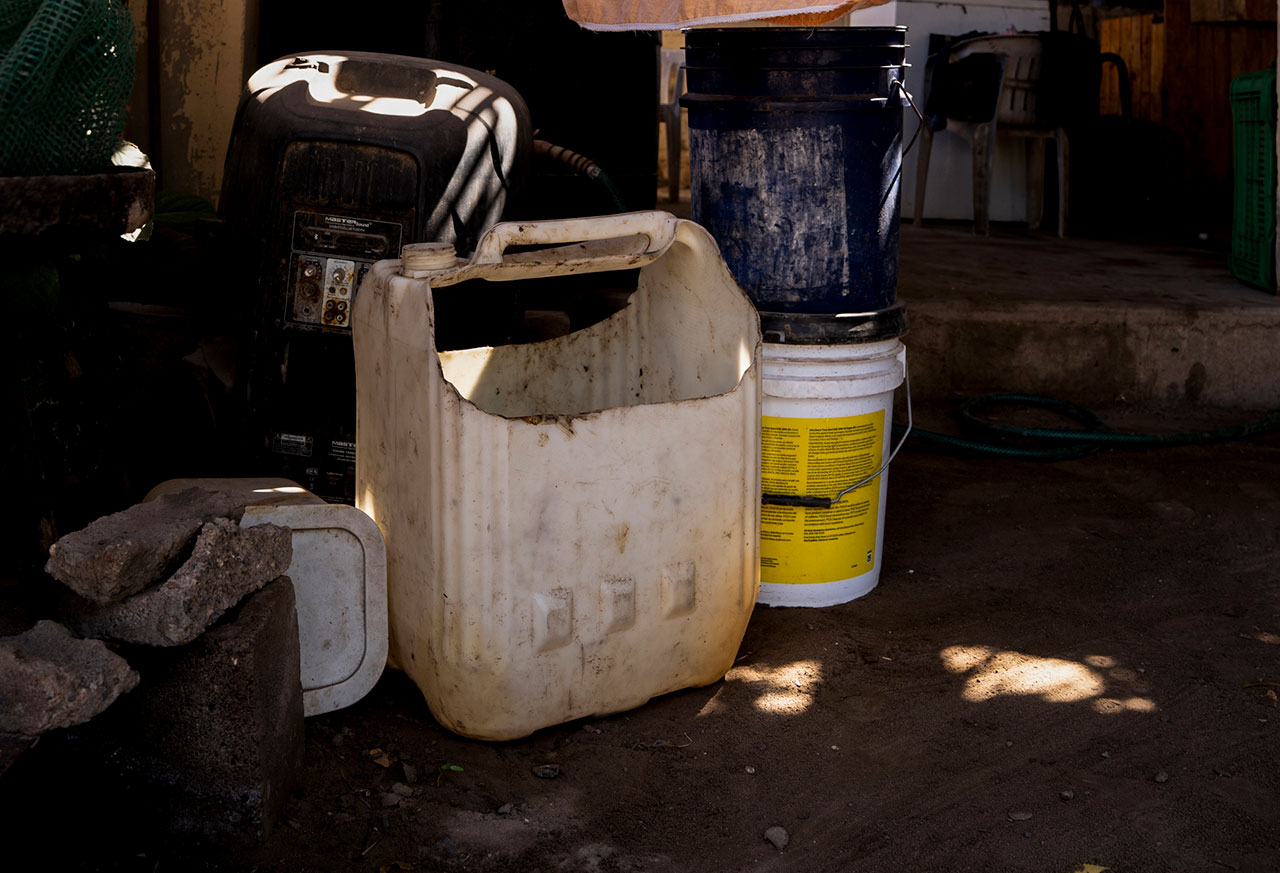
left=758, top=338, right=906, bottom=607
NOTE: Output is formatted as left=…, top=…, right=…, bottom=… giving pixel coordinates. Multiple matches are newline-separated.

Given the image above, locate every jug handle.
left=470, top=211, right=681, bottom=267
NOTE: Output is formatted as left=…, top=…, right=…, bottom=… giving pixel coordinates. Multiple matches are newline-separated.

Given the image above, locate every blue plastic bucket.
left=683, top=27, right=909, bottom=314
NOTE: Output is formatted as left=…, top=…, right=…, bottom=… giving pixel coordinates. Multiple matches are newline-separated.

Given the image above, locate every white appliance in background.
left=846, top=0, right=1052, bottom=222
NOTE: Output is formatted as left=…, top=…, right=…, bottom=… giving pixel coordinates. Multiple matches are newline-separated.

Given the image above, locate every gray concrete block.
left=69, top=519, right=292, bottom=646
left=0, top=620, right=138, bottom=735
left=88, top=577, right=305, bottom=843
left=45, top=487, right=251, bottom=604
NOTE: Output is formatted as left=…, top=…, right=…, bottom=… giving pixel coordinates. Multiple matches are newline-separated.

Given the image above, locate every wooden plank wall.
left=1099, top=14, right=1165, bottom=122
left=1099, top=1, right=1276, bottom=224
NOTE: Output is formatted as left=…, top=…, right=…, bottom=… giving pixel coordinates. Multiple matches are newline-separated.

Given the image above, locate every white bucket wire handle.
left=761, top=350, right=912, bottom=509
left=877, top=80, right=924, bottom=216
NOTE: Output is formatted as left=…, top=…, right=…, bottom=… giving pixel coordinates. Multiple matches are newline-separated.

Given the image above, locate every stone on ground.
left=0, top=619, right=138, bottom=736
left=45, top=488, right=251, bottom=604
left=0, top=733, right=39, bottom=776
left=69, top=519, right=291, bottom=646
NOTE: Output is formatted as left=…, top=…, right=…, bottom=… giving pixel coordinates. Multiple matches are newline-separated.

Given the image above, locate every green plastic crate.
left=1231, top=69, right=1277, bottom=292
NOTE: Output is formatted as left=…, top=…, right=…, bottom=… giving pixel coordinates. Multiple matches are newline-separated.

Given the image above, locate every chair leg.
left=665, top=112, right=681, bottom=203
left=1056, top=128, right=1070, bottom=238
left=913, top=126, right=933, bottom=226
left=972, top=123, right=997, bottom=236
left=1025, top=136, right=1046, bottom=232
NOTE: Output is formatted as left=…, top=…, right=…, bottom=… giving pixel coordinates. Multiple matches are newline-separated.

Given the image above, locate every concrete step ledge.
left=899, top=228, right=1280, bottom=410
left=906, top=297, right=1280, bottom=409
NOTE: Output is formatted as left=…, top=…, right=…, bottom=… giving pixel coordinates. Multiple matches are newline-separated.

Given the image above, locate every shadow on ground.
left=5, top=413, right=1279, bottom=873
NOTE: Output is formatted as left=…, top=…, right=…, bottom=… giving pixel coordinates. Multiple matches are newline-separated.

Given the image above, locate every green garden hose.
left=896, top=394, right=1280, bottom=461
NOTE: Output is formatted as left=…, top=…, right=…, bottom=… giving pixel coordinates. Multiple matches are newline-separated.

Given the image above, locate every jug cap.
left=402, top=242, right=459, bottom=277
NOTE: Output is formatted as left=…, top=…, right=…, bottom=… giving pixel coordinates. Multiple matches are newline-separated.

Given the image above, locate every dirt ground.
left=7, top=406, right=1280, bottom=873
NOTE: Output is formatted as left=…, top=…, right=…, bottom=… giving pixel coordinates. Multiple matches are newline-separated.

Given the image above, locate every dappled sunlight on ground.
left=721, top=658, right=824, bottom=716
left=940, top=645, right=1158, bottom=713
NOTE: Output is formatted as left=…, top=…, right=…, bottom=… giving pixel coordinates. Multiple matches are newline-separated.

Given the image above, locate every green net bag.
left=0, top=0, right=135, bottom=176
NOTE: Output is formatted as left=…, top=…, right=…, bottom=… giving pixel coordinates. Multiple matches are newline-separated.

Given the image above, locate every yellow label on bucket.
left=760, top=411, right=884, bottom=586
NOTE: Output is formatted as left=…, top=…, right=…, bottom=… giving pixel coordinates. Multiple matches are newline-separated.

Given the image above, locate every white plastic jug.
left=353, top=211, right=761, bottom=740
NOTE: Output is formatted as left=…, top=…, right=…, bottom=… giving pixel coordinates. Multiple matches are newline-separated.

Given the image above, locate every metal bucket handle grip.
left=761, top=347, right=912, bottom=510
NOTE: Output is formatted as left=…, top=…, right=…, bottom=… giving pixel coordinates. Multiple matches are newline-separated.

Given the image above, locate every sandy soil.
left=6, top=418, right=1280, bottom=873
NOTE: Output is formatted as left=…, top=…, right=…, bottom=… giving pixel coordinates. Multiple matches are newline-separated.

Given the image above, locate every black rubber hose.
left=533, top=139, right=628, bottom=213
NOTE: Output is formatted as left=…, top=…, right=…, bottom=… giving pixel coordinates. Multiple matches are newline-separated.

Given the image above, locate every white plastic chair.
left=658, top=48, right=686, bottom=202
left=915, top=33, right=1069, bottom=236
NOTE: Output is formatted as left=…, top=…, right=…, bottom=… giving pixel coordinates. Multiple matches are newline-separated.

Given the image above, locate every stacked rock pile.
left=0, top=487, right=304, bottom=844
